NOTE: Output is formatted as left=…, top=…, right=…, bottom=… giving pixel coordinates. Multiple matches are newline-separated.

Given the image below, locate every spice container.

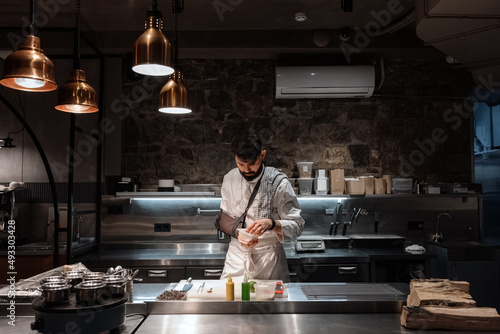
left=237, top=228, right=258, bottom=245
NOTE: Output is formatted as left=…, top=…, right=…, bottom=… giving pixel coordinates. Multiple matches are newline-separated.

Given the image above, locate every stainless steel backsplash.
left=101, top=195, right=481, bottom=244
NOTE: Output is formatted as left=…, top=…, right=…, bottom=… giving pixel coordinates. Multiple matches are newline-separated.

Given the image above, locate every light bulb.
left=159, top=107, right=191, bottom=114
left=14, top=77, right=45, bottom=89
left=64, top=104, right=90, bottom=112
left=132, top=64, right=174, bottom=76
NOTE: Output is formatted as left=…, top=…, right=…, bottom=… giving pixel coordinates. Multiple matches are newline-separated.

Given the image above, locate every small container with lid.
left=237, top=228, right=258, bottom=245
left=296, top=162, right=314, bottom=178
left=255, top=283, right=275, bottom=301
left=298, top=178, right=314, bottom=195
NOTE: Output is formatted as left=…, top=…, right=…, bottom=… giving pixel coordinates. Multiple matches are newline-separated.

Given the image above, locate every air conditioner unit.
left=275, top=65, right=376, bottom=99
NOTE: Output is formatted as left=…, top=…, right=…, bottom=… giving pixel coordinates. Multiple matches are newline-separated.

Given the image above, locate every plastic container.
left=298, top=178, right=314, bottom=195
left=296, top=162, right=314, bottom=178
left=255, top=283, right=275, bottom=301
left=314, top=177, right=329, bottom=195
left=315, top=169, right=326, bottom=178
left=237, top=228, right=258, bottom=245
left=392, top=178, right=413, bottom=194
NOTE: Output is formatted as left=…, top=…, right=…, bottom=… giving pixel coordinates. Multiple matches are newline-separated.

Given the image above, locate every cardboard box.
left=360, top=176, right=374, bottom=195
left=374, top=178, right=386, bottom=194
left=346, top=179, right=364, bottom=195
left=329, top=169, right=345, bottom=194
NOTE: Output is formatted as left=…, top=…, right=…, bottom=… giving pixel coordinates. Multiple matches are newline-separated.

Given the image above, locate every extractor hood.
left=415, top=0, right=500, bottom=87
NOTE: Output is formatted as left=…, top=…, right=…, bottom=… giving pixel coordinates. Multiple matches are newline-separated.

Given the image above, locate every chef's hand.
left=239, top=238, right=258, bottom=248
left=246, top=219, right=273, bottom=236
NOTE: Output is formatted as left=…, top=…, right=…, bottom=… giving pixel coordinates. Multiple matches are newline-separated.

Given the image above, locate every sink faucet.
left=434, top=213, right=451, bottom=242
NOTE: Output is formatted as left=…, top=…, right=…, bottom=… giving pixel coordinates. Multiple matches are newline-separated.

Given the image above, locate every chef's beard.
left=239, top=164, right=263, bottom=182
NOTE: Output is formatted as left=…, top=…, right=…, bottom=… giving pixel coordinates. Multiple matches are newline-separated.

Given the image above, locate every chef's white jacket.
left=220, top=167, right=305, bottom=282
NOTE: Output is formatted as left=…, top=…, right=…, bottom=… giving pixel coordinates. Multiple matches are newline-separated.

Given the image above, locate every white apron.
left=221, top=233, right=290, bottom=282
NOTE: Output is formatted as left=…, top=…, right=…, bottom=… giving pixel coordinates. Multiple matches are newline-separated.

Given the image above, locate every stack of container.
left=314, top=169, right=329, bottom=195
left=296, top=162, right=314, bottom=195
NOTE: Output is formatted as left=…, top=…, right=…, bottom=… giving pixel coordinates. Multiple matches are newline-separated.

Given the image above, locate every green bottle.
left=241, top=273, right=250, bottom=301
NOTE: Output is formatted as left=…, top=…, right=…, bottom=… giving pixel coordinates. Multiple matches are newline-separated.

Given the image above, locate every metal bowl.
left=41, top=282, right=71, bottom=305
left=102, top=275, right=126, bottom=285
left=75, top=281, right=106, bottom=304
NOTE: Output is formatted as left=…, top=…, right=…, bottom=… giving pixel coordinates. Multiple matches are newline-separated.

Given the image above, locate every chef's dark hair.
left=231, top=135, right=263, bottom=162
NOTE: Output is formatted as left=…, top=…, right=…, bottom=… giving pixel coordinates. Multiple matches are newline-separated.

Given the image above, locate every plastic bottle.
left=241, top=273, right=250, bottom=301
left=226, top=273, right=234, bottom=301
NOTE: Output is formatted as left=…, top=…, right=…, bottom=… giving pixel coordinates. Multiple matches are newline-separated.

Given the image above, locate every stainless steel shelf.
left=116, top=192, right=215, bottom=199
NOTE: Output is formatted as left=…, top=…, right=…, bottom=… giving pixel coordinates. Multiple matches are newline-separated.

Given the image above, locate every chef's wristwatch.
left=269, top=218, right=276, bottom=230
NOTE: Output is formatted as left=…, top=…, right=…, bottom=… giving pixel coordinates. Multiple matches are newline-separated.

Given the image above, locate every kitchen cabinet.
left=186, top=266, right=223, bottom=279
left=289, top=263, right=369, bottom=282
left=428, top=243, right=500, bottom=311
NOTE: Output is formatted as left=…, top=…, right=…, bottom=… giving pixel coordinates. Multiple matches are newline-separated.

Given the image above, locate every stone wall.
left=123, top=59, right=472, bottom=187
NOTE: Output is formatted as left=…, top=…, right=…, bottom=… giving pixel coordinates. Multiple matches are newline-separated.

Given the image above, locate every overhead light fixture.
left=0, top=137, right=15, bottom=148
left=0, top=0, right=57, bottom=92
left=133, top=0, right=174, bottom=76
left=55, top=0, right=98, bottom=113
left=159, top=0, right=191, bottom=114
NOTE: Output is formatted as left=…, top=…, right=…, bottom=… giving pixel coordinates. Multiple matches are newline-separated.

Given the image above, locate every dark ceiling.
left=0, top=0, right=442, bottom=61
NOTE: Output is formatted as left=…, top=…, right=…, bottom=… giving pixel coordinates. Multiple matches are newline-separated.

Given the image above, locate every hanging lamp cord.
left=28, top=0, right=35, bottom=35
left=173, top=0, right=179, bottom=66
left=73, top=0, right=82, bottom=69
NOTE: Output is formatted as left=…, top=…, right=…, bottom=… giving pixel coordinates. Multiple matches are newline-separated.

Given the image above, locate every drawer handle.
left=289, top=272, right=298, bottom=277
left=204, top=269, right=222, bottom=277
left=338, top=266, right=357, bottom=274
left=148, top=270, right=167, bottom=277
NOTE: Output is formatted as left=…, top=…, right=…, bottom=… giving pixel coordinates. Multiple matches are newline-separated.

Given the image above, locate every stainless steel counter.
left=134, top=314, right=483, bottom=334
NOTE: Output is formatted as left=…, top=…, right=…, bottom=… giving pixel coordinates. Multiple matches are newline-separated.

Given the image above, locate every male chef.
left=219, top=135, right=305, bottom=282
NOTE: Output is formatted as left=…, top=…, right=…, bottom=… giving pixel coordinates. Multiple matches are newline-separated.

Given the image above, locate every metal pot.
left=83, top=271, right=105, bottom=282
left=104, top=284, right=125, bottom=298
left=75, top=281, right=106, bottom=304
left=41, top=276, right=68, bottom=285
left=63, top=271, right=84, bottom=290
left=101, top=276, right=126, bottom=298
left=41, top=282, right=71, bottom=305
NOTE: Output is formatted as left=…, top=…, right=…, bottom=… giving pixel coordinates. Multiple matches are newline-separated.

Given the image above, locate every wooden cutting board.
left=174, top=279, right=287, bottom=301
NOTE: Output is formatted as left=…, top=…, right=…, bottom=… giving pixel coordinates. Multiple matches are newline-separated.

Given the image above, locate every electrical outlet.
left=154, top=223, right=171, bottom=232
left=408, top=221, right=424, bottom=230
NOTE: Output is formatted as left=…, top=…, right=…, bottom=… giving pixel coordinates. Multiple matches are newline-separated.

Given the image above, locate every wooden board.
left=170, top=279, right=287, bottom=301
left=401, top=306, right=500, bottom=331
left=407, top=279, right=475, bottom=307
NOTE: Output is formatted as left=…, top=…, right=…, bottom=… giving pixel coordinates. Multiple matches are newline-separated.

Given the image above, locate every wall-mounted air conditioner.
left=275, top=65, right=376, bottom=99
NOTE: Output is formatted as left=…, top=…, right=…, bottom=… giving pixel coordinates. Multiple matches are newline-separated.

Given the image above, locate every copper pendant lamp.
left=159, top=0, right=191, bottom=114
left=0, top=0, right=57, bottom=92
left=133, top=0, right=174, bottom=76
left=55, top=0, right=98, bottom=113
